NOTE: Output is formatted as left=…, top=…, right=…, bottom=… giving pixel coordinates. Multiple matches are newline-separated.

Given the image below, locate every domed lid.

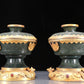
left=0, top=24, right=37, bottom=44
left=49, top=24, right=84, bottom=44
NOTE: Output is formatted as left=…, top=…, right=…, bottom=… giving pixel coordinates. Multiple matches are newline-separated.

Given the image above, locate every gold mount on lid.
left=0, top=24, right=37, bottom=44
left=7, top=24, right=25, bottom=28
left=61, top=24, right=79, bottom=28
left=48, top=24, right=84, bottom=81
left=48, top=24, right=84, bottom=44
left=0, top=24, right=37, bottom=81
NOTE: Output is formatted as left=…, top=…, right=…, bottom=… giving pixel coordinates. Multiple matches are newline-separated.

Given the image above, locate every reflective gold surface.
left=0, top=39, right=36, bottom=44
left=7, top=24, right=25, bottom=28
left=28, top=42, right=36, bottom=51
left=0, top=71, right=84, bottom=84
left=0, top=81, right=35, bottom=84
left=47, top=67, right=84, bottom=81
left=0, top=67, right=35, bottom=81
left=61, top=24, right=79, bottom=27
left=48, top=35, right=84, bottom=46
left=49, top=42, right=59, bottom=51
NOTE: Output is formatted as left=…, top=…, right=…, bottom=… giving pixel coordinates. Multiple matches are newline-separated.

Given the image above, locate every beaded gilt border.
left=49, top=35, right=84, bottom=44
left=0, top=35, right=37, bottom=44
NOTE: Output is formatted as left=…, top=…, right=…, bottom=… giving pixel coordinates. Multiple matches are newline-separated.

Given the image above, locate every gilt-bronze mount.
left=47, top=24, right=84, bottom=81
left=0, top=24, right=37, bottom=81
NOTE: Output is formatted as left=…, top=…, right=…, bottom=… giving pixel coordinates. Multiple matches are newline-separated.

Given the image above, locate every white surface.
left=0, top=71, right=84, bottom=84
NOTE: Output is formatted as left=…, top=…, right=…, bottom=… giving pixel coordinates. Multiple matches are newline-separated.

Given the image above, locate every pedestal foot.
left=47, top=67, right=84, bottom=81
left=0, top=67, right=35, bottom=81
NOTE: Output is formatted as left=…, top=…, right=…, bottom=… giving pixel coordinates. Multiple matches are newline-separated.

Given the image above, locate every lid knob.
left=7, top=24, right=25, bottom=28
left=61, top=24, right=79, bottom=32
left=7, top=24, right=25, bottom=32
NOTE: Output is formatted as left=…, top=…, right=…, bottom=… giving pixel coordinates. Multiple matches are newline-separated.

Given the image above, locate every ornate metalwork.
left=0, top=67, right=35, bottom=81
left=28, top=42, right=36, bottom=51
left=49, top=35, right=84, bottom=44
left=0, top=35, right=37, bottom=44
left=49, top=42, right=59, bottom=51
left=47, top=67, right=84, bottom=81
left=48, top=24, right=84, bottom=81
left=0, top=24, right=37, bottom=81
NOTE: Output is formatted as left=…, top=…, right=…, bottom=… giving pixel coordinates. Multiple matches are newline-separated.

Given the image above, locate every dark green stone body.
left=0, top=43, right=32, bottom=68
left=49, top=26, right=84, bottom=68
left=0, top=26, right=36, bottom=68
left=55, top=43, right=84, bottom=56
left=53, top=43, right=84, bottom=68
left=59, top=56, right=82, bottom=68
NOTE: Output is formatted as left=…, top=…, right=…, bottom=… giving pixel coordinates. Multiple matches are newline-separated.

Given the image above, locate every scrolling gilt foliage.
left=47, top=67, right=84, bottom=81
left=0, top=67, right=35, bottom=81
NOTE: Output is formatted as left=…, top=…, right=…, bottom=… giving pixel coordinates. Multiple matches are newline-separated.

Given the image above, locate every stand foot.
left=0, top=67, right=35, bottom=81
left=47, top=67, right=84, bottom=81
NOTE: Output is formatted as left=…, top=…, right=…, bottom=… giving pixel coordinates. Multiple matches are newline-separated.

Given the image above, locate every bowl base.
left=0, top=67, right=35, bottom=81
left=47, top=67, right=84, bottom=81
